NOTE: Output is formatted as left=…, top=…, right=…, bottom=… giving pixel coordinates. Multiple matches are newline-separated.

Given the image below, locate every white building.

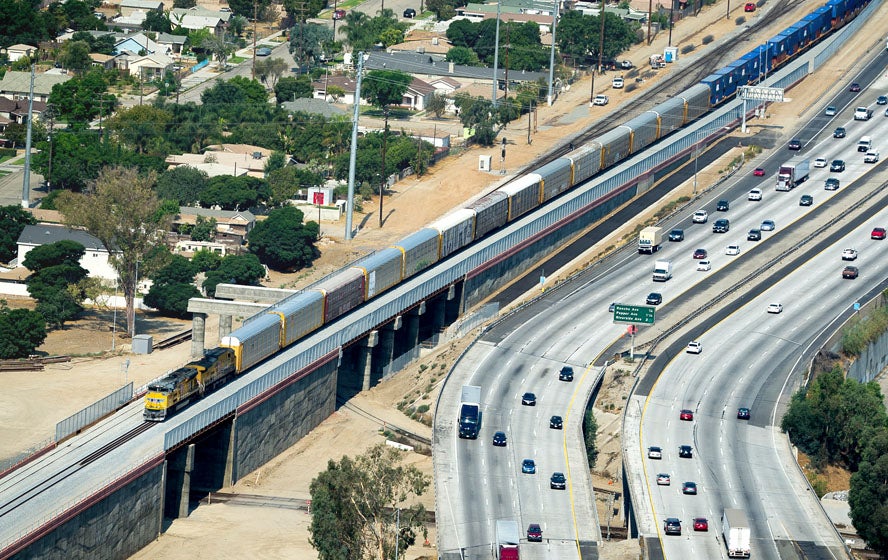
left=16, top=224, right=118, bottom=282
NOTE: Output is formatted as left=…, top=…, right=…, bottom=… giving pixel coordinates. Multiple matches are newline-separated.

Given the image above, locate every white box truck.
left=722, top=509, right=751, bottom=558
left=638, top=226, right=663, bottom=254
left=776, top=157, right=809, bottom=191
left=652, top=259, right=672, bottom=281
left=495, top=519, right=520, bottom=560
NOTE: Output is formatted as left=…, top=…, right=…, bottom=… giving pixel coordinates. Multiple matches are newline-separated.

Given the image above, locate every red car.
left=693, top=518, right=709, bottom=531
left=872, top=227, right=886, bottom=240
left=332, top=8, right=346, bottom=19
left=680, top=409, right=694, bottom=421
left=753, top=167, right=765, bottom=176
left=849, top=83, right=861, bottom=92
left=692, top=248, right=707, bottom=259
left=744, top=2, right=756, bottom=11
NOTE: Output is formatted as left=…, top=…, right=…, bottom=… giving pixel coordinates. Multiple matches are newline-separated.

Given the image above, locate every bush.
left=680, top=44, right=696, bottom=55
left=702, top=34, right=714, bottom=45
left=841, top=302, right=888, bottom=356
left=735, top=16, right=746, bottom=25
left=0, top=148, right=16, bottom=158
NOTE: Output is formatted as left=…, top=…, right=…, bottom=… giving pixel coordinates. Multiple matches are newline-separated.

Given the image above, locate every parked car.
left=593, top=94, right=610, bottom=106
left=612, top=77, right=624, bottom=88
left=744, top=2, right=755, bottom=11
left=403, top=7, right=416, bottom=17
left=332, top=8, right=346, bottom=18
left=842, top=266, right=859, bottom=279
left=619, top=60, right=634, bottom=69
left=255, top=47, right=272, bottom=56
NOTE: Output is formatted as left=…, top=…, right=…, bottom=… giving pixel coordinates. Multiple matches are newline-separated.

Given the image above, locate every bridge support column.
left=178, top=444, right=195, bottom=518
left=362, top=330, right=379, bottom=391
left=223, top=416, right=237, bottom=486
left=445, top=283, right=462, bottom=324
left=191, top=313, right=206, bottom=358
left=219, top=314, right=232, bottom=339
left=430, top=296, right=446, bottom=346
left=380, top=316, right=401, bottom=378
left=408, top=303, right=424, bottom=361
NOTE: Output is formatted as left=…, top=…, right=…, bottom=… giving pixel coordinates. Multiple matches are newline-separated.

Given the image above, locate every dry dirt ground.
left=4, top=0, right=888, bottom=558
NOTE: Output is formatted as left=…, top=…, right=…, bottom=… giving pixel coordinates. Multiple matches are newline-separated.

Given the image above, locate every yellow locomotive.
left=144, top=348, right=237, bottom=421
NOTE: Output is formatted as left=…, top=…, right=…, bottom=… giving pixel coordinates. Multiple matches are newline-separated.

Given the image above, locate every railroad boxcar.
left=351, top=247, right=404, bottom=299
left=314, top=268, right=365, bottom=323
left=766, top=33, right=791, bottom=66
left=826, top=0, right=848, bottom=24
left=272, top=291, right=325, bottom=347
left=651, top=97, right=686, bottom=137
left=725, top=60, right=751, bottom=87
left=568, top=142, right=603, bottom=185
left=803, top=6, right=832, bottom=39
left=393, top=228, right=440, bottom=278
left=221, top=313, right=283, bottom=372
left=683, top=84, right=713, bottom=118
left=700, top=73, right=732, bottom=106
left=467, top=191, right=508, bottom=240
left=501, top=173, right=543, bottom=220
left=624, top=112, right=660, bottom=153
left=537, top=158, right=573, bottom=203
left=738, top=50, right=763, bottom=83
left=597, top=128, right=632, bottom=168
left=430, top=208, right=476, bottom=257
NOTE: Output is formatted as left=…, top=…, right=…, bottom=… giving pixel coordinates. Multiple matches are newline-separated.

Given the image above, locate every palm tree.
left=202, top=33, right=233, bottom=69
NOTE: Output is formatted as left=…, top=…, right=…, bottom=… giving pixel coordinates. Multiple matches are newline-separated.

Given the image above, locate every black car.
left=878, top=95, right=888, bottom=105
left=558, top=366, right=574, bottom=381
left=800, top=194, right=813, bottom=206
left=550, top=472, right=567, bottom=490
left=737, top=407, right=751, bottom=420
left=492, top=431, right=507, bottom=446
left=403, top=7, right=416, bottom=17
left=549, top=415, right=563, bottom=429
left=849, top=82, right=861, bottom=92
left=747, top=229, right=761, bottom=241
left=679, top=445, right=693, bottom=458
left=716, top=199, right=730, bottom=211
left=712, top=218, right=730, bottom=233
left=788, top=138, right=801, bottom=150
left=833, top=127, right=846, bottom=138
left=830, top=160, right=845, bottom=172
left=668, top=229, right=684, bottom=241
left=521, top=392, right=536, bottom=406
left=825, top=177, right=840, bottom=190
left=646, top=292, right=662, bottom=305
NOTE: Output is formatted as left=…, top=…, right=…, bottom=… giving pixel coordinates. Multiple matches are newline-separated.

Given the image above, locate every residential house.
left=89, top=53, right=118, bottom=70
left=0, top=71, right=72, bottom=103
left=166, top=145, right=271, bottom=179
left=0, top=97, right=47, bottom=124
left=16, top=224, right=118, bottom=281
left=174, top=207, right=256, bottom=245
left=112, top=11, right=150, bottom=31
left=402, top=77, right=435, bottom=111
left=281, top=98, right=348, bottom=118
left=124, top=53, right=174, bottom=79
left=387, top=31, right=451, bottom=56
left=429, top=76, right=462, bottom=95
left=156, top=33, right=188, bottom=57
left=169, top=7, right=229, bottom=36
left=119, top=0, right=163, bottom=17
left=114, top=32, right=160, bottom=56
left=3, top=44, right=38, bottom=62
left=312, top=75, right=359, bottom=104
left=362, top=51, right=547, bottom=89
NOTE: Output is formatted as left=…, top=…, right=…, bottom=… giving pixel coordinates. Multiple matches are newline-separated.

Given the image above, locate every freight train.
left=144, top=0, right=869, bottom=420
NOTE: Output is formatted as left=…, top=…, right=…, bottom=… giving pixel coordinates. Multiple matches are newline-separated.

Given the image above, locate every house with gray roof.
left=156, top=33, right=188, bottom=56
left=119, top=0, right=163, bottom=16
left=0, top=71, right=72, bottom=103
left=362, top=51, right=547, bottom=87
left=16, top=224, right=118, bottom=281
left=281, top=98, right=348, bottom=118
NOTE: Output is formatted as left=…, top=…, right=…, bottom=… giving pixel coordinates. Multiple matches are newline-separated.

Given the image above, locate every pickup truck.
left=593, top=94, right=609, bottom=106
left=864, top=150, right=880, bottom=163
left=854, top=106, right=872, bottom=120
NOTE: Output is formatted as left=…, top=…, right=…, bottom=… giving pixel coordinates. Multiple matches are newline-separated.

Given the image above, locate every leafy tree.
left=266, top=165, right=323, bottom=205
left=155, top=166, right=209, bottom=206
left=264, top=151, right=287, bottom=175
left=0, top=0, right=61, bottom=46
left=173, top=0, right=196, bottom=7
left=254, top=57, right=289, bottom=88
left=341, top=10, right=407, bottom=51
left=453, top=94, right=499, bottom=146
left=445, top=18, right=475, bottom=48
left=55, top=166, right=168, bottom=338
left=426, top=0, right=457, bottom=20
left=105, top=105, right=173, bottom=155
left=23, top=240, right=89, bottom=328
left=191, top=249, right=222, bottom=272
left=228, top=15, right=248, bottom=37
left=0, top=300, right=47, bottom=359
left=71, top=31, right=116, bottom=55
left=190, top=216, right=217, bottom=241
left=144, top=255, right=199, bottom=317
left=849, top=427, right=888, bottom=557
left=445, top=46, right=480, bottom=66
left=309, top=443, right=429, bottom=560
left=228, top=0, right=270, bottom=18
left=556, top=10, right=637, bottom=63
left=199, top=175, right=269, bottom=210
left=49, top=70, right=117, bottom=125
left=202, top=32, right=235, bottom=68
left=274, top=75, right=312, bottom=103
left=203, top=253, right=265, bottom=297
left=584, top=406, right=598, bottom=468
left=57, top=40, right=92, bottom=75
left=426, top=92, right=447, bottom=119
left=201, top=76, right=268, bottom=107
left=282, top=0, right=325, bottom=20
left=247, top=206, right=319, bottom=271
left=289, top=22, right=333, bottom=69
left=0, top=205, right=37, bottom=263
left=143, top=10, right=171, bottom=32
left=151, top=254, right=196, bottom=285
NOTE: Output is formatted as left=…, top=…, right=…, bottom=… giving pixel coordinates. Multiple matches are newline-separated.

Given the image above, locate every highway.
left=435, top=46, right=888, bottom=560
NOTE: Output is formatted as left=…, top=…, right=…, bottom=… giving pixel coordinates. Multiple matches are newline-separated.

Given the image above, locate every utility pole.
left=378, top=106, right=389, bottom=228
left=251, top=0, right=258, bottom=79
left=345, top=52, right=364, bottom=240
left=546, top=0, right=558, bottom=105
left=492, top=0, right=502, bottom=106
left=503, top=22, right=510, bottom=100
left=592, top=0, right=605, bottom=105
left=527, top=100, right=532, bottom=144
left=45, top=104, right=55, bottom=190
left=21, top=64, right=35, bottom=209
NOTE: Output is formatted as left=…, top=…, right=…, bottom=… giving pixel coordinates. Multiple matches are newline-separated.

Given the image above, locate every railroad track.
left=153, top=330, right=192, bottom=350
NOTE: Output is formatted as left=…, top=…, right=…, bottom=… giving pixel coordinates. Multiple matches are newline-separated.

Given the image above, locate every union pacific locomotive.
left=144, top=0, right=869, bottom=420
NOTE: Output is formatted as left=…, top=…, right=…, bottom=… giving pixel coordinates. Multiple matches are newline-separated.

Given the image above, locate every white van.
left=858, top=136, right=872, bottom=152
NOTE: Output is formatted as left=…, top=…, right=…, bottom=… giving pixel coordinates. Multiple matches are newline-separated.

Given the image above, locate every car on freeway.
left=522, top=459, right=537, bottom=474
left=657, top=473, right=671, bottom=485
left=800, top=194, right=814, bottom=206
left=550, top=415, right=563, bottom=429
left=872, top=227, right=886, bottom=240
left=885, top=107, right=888, bottom=117
left=669, top=228, right=685, bottom=241
left=842, top=248, right=858, bottom=260
left=864, top=151, right=880, bottom=163
left=694, top=518, right=709, bottom=531
left=788, top=138, right=801, bottom=150
left=550, top=472, right=567, bottom=490
left=492, top=431, right=507, bottom=446
left=760, top=219, right=776, bottom=231
left=753, top=167, right=765, bottom=176
left=767, top=303, right=784, bottom=314
left=682, top=481, right=698, bottom=495
left=527, top=523, right=543, bottom=541
left=680, top=409, right=694, bottom=421
left=744, top=1, right=755, bottom=10
left=878, top=95, right=888, bottom=105
left=664, top=518, right=682, bottom=535
left=825, top=177, right=840, bottom=191
left=696, top=260, right=711, bottom=271
left=255, top=47, right=272, bottom=56
left=725, top=244, right=741, bottom=256
left=559, top=366, right=574, bottom=381
left=612, top=77, right=624, bottom=88
left=593, top=94, right=610, bottom=106
left=403, top=7, right=416, bottom=17
left=686, top=341, right=703, bottom=354
left=713, top=218, right=730, bottom=233
left=748, top=188, right=763, bottom=201
left=716, top=199, right=730, bottom=211
left=692, top=209, right=709, bottom=223
left=648, top=446, right=663, bottom=459
left=843, top=266, right=859, bottom=279
left=830, top=159, right=846, bottom=172
left=814, top=157, right=828, bottom=168
left=521, top=392, right=536, bottom=405
left=693, top=248, right=708, bottom=259
left=849, top=82, right=861, bottom=92
left=825, top=106, right=837, bottom=116
left=834, top=127, right=846, bottom=138
left=332, top=8, right=346, bottom=18
left=646, top=292, right=662, bottom=305
left=608, top=302, right=616, bottom=312
left=737, top=407, right=751, bottom=420
left=679, top=445, right=693, bottom=458
left=747, top=229, right=761, bottom=241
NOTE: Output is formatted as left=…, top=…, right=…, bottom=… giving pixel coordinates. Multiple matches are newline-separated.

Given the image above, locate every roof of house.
left=0, top=97, right=47, bottom=115
left=408, top=77, right=436, bottom=96
left=128, top=52, right=174, bottom=68
left=363, top=51, right=547, bottom=83
left=114, top=32, right=160, bottom=55
left=281, top=98, right=348, bottom=118
left=178, top=207, right=256, bottom=223
left=388, top=38, right=451, bottom=56
left=18, top=224, right=107, bottom=252
left=0, top=71, right=72, bottom=96
left=89, top=53, right=117, bottom=63
left=311, top=75, right=358, bottom=94
left=171, top=6, right=232, bottom=22
left=113, top=11, right=149, bottom=25
left=120, top=0, right=163, bottom=8
left=430, top=76, right=462, bottom=89
left=6, top=44, right=38, bottom=52
left=156, top=32, right=188, bottom=45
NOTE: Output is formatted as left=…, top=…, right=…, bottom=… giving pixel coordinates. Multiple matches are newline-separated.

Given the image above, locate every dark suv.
left=558, top=366, right=574, bottom=381
left=712, top=218, right=730, bottom=233
left=716, top=199, right=730, bottom=211
left=668, top=229, right=684, bottom=241
left=679, top=445, right=693, bottom=458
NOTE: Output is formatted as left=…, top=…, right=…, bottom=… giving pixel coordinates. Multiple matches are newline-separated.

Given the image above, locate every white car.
left=612, top=77, right=624, bottom=89
left=648, top=446, right=663, bottom=459
left=692, top=209, right=709, bottom=223
left=696, top=259, right=711, bottom=271
left=725, top=244, right=741, bottom=255
left=813, top=157, right=828, bottom=168
left=767, top=303, right=784, bottom=314
left=593, top=94, right=609, bottom=106
left=748, top=188, right=763, bottom=201
left=686, top=341, right=703, bottom=354
left=842, top=248, right=858, bottom=260
left=864, top=151, right=879, bottom=163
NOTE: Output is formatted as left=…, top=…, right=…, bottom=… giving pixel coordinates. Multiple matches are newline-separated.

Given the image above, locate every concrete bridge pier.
left=407, top=303, right=424, bottom=361
left=361, top=330, right=379, bottom=391
left=219, top=315, right=232, bottom=339
left=379, top=316, right=401, bottom=378
left=165, top=443, right=195, bottom=519
left=191, top=313, right=206, bottom=358
left=445, top=283, right=462, bottom=324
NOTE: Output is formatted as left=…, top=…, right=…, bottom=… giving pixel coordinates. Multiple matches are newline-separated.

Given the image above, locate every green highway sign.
left=612, top=304, right=655, bottom=325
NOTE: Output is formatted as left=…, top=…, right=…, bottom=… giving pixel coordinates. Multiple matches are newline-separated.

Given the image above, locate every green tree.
left=426, top=92, right=447, bottom=119
left=254, top=56, right=289, bottom=88
left=445, top=46, right=480, bottom=66
left=57, top=40, right=92, bottom=74
left=203, top=253, right=265, bottom=297
left=151, top=254, right=196, bottom=285
left=49, top=70, right=117, bottom=125
left=105, top=105, right=173, bottom=154
left=202, top=33, right=235, bottom=68
left=191, top=249, right=222, bottom=272
left=584, top=406, right=598, bottom=468
left=143, top=9, right=172, bottom=32
left=144, top=255, right=200, bottom=317
left=556, top=10, right=637, bottom=63
left=228, top=0, right=271, bottom=18
left=426, top=0, right=457, bottom=20
left=0, top=300, right=47, bottom=359
left=282, top=0, right=325, bottom=20
left=23, top=240, right=89, bottom=327
left=266, top=165, right=323, bottom=204
left=201, top=75, right=269, bottom=107
left=190, top=216, right=217, bottom=241
left=274, top=75, right=313, bottom=103
left=247, top=206, right=319, bottom=271
left=156, top=166, right=209, bottom=206
left=289, top=22, right=333, bottom=69
left=309, top=443, right=430, bottom=560
left=0, top=0, right=60, bottom=46
left=849, top=427, right=888, bottom=557
left=199, top=175, right=269, bottom=210
left=0, top=205, right=37, bottom=263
